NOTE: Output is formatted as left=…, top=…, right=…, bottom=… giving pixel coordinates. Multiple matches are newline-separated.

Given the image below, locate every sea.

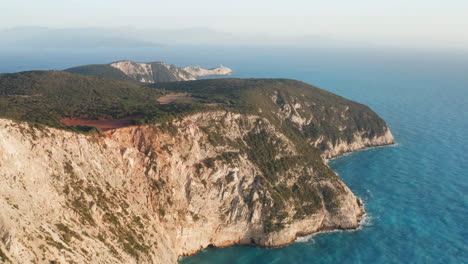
left=1, top=44, right=467, bottom=264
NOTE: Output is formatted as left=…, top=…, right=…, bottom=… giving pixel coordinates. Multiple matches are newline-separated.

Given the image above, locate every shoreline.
left=326, top=141, right=398, bottom=163
left=178, top=140, right=395, bottom=261
left=295, top=204, right=372, bottom=243
left=178, top=211, right=367, bottom=260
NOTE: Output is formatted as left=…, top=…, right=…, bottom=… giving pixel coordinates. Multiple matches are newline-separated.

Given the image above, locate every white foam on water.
left=295, top=234, right=316, bottom=243
left=357, top=213, right=374, bottom=228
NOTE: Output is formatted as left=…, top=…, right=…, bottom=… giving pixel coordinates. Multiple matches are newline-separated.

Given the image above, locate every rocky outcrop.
left=181, top=65, right=233, bottom=78
left=320, top=128, right=394, bottom=160
left=109, top=61, right=232, bottom=83
left=269, top=90, right=395, bottom=160
left=109, top=61, right=156, bottom=83
left=0, top=109, right=392, bottom=263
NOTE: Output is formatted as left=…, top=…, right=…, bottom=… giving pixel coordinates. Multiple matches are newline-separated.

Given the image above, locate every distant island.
left=65, top=60, right=233, bottom=83
left=0, top=61, right=393, bottom=264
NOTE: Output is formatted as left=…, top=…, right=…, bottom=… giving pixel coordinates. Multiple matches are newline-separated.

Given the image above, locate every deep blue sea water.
left=1, top=45, right=467, bottom=263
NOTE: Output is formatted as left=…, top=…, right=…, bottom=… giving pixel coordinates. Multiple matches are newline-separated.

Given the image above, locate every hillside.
left=0, top=71, right=394, bottom=263
left=154, top=78, right=390, bottom=157
left=65, top=61, right=233, bottom=83
left=0, top=70, right=199, bottom=129
left=0, top=72, right=389, bottom=149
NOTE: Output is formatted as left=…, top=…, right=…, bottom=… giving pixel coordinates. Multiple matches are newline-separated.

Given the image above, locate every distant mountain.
left=0, top=26, right=346, bottom=48
left=65, top=61, right=233, bottom=83
left=0, top=27, right=160, bottom=48
left=0, top=26, right=382, bottom=49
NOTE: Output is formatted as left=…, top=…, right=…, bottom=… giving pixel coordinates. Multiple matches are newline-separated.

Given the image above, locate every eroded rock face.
left=110, top=61, right=155, bottom=83
left=181, top=65, right=233, bottom=78
left=269, top=90, right=395, bottom=160
left=321, top=128, right=394, bottom=160
left=0, top=110, right=392, bottom=263
left=109, top=61, right=232, bottom=83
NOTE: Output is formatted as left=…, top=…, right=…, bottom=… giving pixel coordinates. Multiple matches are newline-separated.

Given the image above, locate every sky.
left=2, top=0, right=468, bottom=49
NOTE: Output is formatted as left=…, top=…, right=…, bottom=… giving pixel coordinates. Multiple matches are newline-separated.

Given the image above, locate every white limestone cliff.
left=110, top=61, right=155, bottom=83
left=109, top=61, right=233, bottom=83
left=0, top=110, right=392, bottom=263
left=181, top=65, right=233, bottom=78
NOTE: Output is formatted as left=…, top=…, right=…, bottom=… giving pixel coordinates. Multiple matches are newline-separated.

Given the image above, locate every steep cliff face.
left=0, top=109, right=392, bottom=263
left=109, top=61, right=196, bottom=83
left=110, top=61, right=157, bottom=83
left=265, top=89, right=395, bottom=159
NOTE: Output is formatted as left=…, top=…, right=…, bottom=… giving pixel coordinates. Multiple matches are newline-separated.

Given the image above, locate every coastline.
left=326, top=141, right=398, bottom=163
left=178, top=136, right=396, bottom=261
left=295, top=209, right=373, bottom=243
left=0, top=117, right=395, bottom=263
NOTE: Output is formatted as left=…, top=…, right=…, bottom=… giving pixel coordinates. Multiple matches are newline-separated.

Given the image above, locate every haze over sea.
left=1, top=45, right=466, bottom=264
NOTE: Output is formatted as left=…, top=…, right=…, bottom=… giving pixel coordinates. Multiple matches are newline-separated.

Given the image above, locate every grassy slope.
left=0, top=71, right=201, bottom=128
left=64, top=64, right=135, bottom=82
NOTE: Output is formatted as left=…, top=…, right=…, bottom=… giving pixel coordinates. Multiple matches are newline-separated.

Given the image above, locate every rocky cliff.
left=109, top=61, right=196, bottom=83
left=0, top=109, right=393, bottom=264
left=181, top=65, right=233, bottom=78
left=64, top=61, right=233, bottom=83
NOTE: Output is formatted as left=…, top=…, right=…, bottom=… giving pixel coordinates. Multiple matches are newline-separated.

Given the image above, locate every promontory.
left=0, top=65, right=394, bottom=264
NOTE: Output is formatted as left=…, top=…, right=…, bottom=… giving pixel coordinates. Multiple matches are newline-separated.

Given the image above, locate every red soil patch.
left=61, top=117, right=137, bottom=131
left=157, top=93, right=197, bottom=104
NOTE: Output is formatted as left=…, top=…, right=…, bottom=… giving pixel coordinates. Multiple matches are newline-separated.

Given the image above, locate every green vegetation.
left=158, top=208, right=166, bottom=217
left=0, top=71, right=203, bottom=129
left=155, top=78, right=388, bottom=143
left=242, top=129, right=300, bottom=183
left=55, top=223, right=83, bottom=244
left=320, top=185, right=341, bottom=212
left=202, top=157, right=216, bottom=169
left=65, top=64, right=135, bottom=82
left=102, top=210, right=151, bottom=259
left=149, top=62, right=190, bottom=82
left=69, top=194, right=95, bottom=225
left=0, top=247, right=9, bottom=262
left=225, top=171, right=235, bottom=183
left=45, top=235, right=69, bottom=252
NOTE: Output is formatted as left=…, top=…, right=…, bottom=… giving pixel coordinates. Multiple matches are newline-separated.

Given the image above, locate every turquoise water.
left=1, top=46, right=467, bottom=263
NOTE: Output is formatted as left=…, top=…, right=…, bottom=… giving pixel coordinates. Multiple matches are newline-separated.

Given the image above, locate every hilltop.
left=65, top=60, right=233, bottom=83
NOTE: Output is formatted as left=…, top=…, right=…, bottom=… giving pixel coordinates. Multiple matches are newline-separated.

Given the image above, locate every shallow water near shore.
left=1, top=45, right=467, bottom=263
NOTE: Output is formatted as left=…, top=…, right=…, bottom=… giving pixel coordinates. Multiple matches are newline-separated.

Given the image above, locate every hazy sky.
left=2, top=0, right=468, bottom=47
